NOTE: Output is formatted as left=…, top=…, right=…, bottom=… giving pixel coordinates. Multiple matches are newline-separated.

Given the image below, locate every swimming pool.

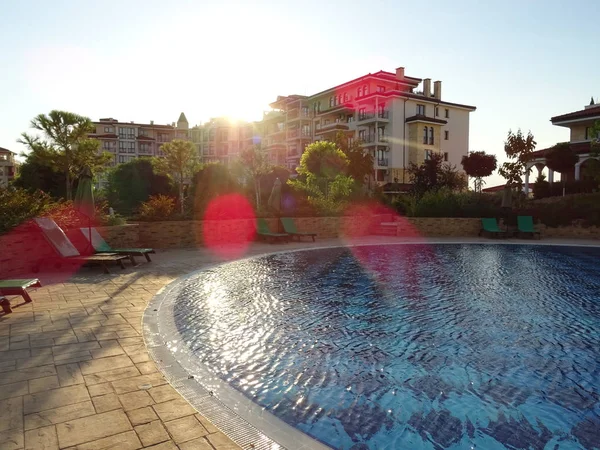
left=168, top=244, right=600, bottom=449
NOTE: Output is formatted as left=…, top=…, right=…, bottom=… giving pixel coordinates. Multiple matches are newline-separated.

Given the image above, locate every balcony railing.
left=377, top=158, right=389, bottom=167
left=357, top=111, right=389, bottom=122
left=359, top=134, right=389, bottom=144
left=288, top=130, right=299, bottom=139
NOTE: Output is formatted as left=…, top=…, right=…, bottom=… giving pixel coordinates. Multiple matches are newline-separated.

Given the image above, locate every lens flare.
left=201, top=193, right=256, bottom=259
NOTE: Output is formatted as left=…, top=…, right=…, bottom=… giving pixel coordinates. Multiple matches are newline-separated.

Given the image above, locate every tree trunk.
left=65, top=151, right=72, bottom=200
left=179, top=173, right=184, bottom=215
left=255, top=178, right=260, bottom=209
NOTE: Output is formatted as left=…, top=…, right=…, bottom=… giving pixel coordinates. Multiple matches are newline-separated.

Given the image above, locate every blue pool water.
left=173, top=244, right=600, bottom=449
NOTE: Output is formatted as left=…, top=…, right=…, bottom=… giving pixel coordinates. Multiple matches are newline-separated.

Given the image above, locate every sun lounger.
left=517, top=216, right=541, bottom=239
left=479, top=218, right=507, bottom=239
left=0, top=279, right=42, bottom=314
left=256, top=218, right=289, bottom=243
left=280, top=217, right=316, bottom=242
left=80, top=227, right=155, bottom=264
left=34, top=218, right=128, bottom=274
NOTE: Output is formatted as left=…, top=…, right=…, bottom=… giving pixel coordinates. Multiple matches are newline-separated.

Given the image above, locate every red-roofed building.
left=524, top=99, right=600, bottom=195
left=265, top=66, right=476, bottom=186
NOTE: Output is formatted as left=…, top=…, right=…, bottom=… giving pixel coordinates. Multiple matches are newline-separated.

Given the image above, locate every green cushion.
left=0, top=279, right=40, bottom=289
left=481, top=218, right=504, bottom=233
left=517, top=216, right=536, bottom=232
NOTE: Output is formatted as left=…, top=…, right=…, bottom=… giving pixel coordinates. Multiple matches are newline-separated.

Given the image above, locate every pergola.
left=524, top=142, right=597, bottom=195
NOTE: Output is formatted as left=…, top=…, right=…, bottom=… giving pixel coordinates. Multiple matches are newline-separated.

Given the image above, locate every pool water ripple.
left=173, top=244, right=600, bottom=449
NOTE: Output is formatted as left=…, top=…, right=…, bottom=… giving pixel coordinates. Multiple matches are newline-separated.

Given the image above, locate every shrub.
left=0, top=187, right=56, bottom=234
left=402, top=189, right=502, bottom=218
left=136, top=195, right=176, bottom=221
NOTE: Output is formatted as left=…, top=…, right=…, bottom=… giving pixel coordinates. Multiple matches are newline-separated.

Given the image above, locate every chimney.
left=423, top=78, right=431, bottom=97
left=150, top=120, right=154, bottom=125
left=395, top=67, right=405, bottom=80
left=433, top=81, right=442, bottom=100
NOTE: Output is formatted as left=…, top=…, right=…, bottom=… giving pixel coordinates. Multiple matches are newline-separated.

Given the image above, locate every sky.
left=1, top=0, right=598, bottom=187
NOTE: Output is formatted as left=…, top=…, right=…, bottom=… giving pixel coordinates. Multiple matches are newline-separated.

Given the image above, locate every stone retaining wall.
left=395, top=218, right=482, bottom=237
left=135, top=216, right=379, bottom=249
left=0, top=223, right=139, bottom=278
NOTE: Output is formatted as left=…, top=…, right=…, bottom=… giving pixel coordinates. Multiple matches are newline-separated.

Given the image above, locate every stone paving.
left=1, top=236, right=598, bottom=450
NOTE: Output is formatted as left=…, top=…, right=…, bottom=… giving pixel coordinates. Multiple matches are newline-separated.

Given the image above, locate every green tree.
left=461, top=151, right=498, bottom=193
left=18, top=110, right=111, bottom=200
left=498, top=129, right=536, bottom=190
left=104, top=158, right=174, bottom=215
left=333, top=131, right=374, bottom=186
left=154, top=139, right=199, bottom=214
left=408, top=153, right=465, bottom=197
left=544, top=142, right=579, bottom=196
left=287, top=141, right=354, bottom=212
left=237, top=145, right=271, bottom=209
left=188, top=162, right=240, bottom=216
left=13, top=150, right=66, bottom=198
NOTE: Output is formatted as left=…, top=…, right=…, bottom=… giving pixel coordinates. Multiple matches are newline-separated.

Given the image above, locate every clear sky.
left=1, top=0, right=598, bottom=186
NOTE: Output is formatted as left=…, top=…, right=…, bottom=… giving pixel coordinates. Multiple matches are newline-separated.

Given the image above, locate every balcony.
left=287, top=129, right=299, bottom=139
left=357, top=111, right=389, bottom=123
left=359, top=134, right=390, bottom=145
left=377, top=158, right=389, bottom=167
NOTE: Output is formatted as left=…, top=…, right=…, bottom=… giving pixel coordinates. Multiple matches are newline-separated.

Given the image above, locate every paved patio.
left=1, top=237, right=598, bottom=450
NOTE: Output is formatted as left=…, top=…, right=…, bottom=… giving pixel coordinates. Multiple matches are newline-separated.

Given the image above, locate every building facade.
left=525, top=99, right=600, bottom=194
left=188, top=118, right=263, bottom=165
left=264, top=67, right=476, bottom=185
left=89, top=113, right=190, bottom=167
left=0, top=147, right=17, bottom=187
left=91, top=66, right=475, bottom=188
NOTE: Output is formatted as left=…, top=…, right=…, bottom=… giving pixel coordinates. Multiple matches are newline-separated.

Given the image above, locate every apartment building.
left=188, top=118, right=263, bottom=165
left=266, top=67, right=476, bottom=185
left=524, top=98, right=600, bottom=194
left=90, top=113, right=190, bottom=166
left=0, top=147, right=18, bottom=187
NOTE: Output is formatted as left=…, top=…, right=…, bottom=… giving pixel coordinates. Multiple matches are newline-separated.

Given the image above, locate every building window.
left=364, top=85, right=369, bottom=95
left=429, top=127, right=434, bottom=145
left=359, top=129, right=366, bottom=141
left=378, top=126, right=385, bottom=140
left=425, top=150, right=433, bottom=160
left=417, top=104, right=425, bottom=115
left=423, top=127, right=428, bottom=144
left=119, top=127, right=135, bottom=139
left=302, top=125, right=310, bottom=136
left=104, top=126, right=114, bottom=133
left=358, top=108, right=366, bottom=120
left=347, top=114, right=354, bottom=123
left=444, top=152, right=449, bottom=162
left=435, top=107, right=439, bottom=117
left=377, top=85, right=385, bottom=93
left=358, top=87, right=363, bottom=97
left=445, top=108, right=449, bottom=118
left=329, top=97, right=334, bottom=107
left=338, top=95, right=342, bottom=105
left=343, top=93, right=349, bottom=102
left=444, top=130, right=449, bottom=140
left=302, top=106, right=309, bottom=117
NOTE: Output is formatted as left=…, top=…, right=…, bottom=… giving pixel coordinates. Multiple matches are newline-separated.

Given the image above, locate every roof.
left=482, top=184, right=507, bottom=193
left=405, top=114, right=448, bottom=125
left=0, top=147, right=16, bottom=154
left=309, top=70, right=421, bottom=99
left=95, top=120, right=175, bottom=129
left=551, top=104, right=600, bottom=124
left=530, top=141, right=592, bottom=158
left=178, top=112, right=188, bottom=124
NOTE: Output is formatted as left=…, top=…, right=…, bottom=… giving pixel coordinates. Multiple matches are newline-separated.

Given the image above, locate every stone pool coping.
left=142, top=237, right=600, bottom=450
